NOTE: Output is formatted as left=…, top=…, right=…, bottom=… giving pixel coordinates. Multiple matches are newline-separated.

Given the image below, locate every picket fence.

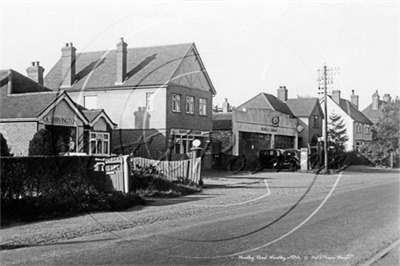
left=130, top=157, right=202, bottom=185
left=97, top=156, right=202, bottom=193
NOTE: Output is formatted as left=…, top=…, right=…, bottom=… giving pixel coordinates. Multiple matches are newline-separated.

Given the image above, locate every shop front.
left=170, top=128, right=210, bottom=154
left=1, top=90, right=115, bottom=157
left=232, top=108, right=298, bottom=156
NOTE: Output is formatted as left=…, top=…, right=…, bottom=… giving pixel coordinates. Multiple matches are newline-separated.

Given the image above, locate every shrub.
left=28, top=129, right=57, bottom=156
left=1, top=133, right=12, bottom=156
left=1, top=156, right=145, bottom=225
left=130, top=164, right=202, bottom=197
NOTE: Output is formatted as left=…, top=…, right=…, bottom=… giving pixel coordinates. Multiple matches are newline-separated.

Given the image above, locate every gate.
left=96, top=155, right=130, bottom=193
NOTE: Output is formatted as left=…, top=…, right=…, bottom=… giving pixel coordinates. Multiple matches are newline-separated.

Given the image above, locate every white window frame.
left=89, top=132, right=110, bottom=156
left=199, top=97, right=207, bottom=116
left=172, top=94, right=181, bottom=113
left=186, top=96, right=194, bottom=114
left=174, top=134, right=195, bottom=154
left=365, top=125, right=370, bottom=134
left=356, top=123, right=362, bottom=133
left=146, top=92, right=154, bottom=111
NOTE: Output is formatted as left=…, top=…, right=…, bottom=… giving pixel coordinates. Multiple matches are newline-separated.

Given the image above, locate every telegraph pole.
left=318, top=65, right=339, bottom=174
left=323, top=65, right=328, bottom=173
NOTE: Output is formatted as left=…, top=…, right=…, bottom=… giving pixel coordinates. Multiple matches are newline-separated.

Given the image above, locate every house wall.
left=322, top=97, right=354, bottom=151
left=308, top=104, right=324, bottom=144
left=69, top=87, right=167, bottom=130
left=297, top=118, right=309, bottom=148
left=0, top=121, right=38, bottom=156
left=353, top=122, right=372, bottom=148
left=166, top=84, right=213, bottom=132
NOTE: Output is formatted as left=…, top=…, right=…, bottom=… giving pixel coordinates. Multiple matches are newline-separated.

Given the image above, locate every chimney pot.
left=372, top=91, right=380, bottom=110
left=350, top=89, right=359, bottom=109
left=222, top=98, right=230, bottom=112
left=61, top=42, right=76, bottom=88
left=277, top=86, right=288, bottom=102
left=116, top=38, right=128, bottom=84
left=26, top=61, right=45, bottom=85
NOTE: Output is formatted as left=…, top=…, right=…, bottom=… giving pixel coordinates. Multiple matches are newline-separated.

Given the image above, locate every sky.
left=1, top=0, right=399, bottom=111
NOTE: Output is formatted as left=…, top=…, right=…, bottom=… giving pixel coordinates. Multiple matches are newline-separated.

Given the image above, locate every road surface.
left=1, top=166, right=399, bottom=265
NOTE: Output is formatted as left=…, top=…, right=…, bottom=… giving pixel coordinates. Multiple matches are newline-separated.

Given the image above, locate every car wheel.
left=271, top=160, right=281, bottom=172
left=289, top=161, right=297, bottom=172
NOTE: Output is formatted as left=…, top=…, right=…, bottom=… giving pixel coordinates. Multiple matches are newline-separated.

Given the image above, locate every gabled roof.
left=1, top=69, right=64, bottom=119
left=236, top=93, right=295, bottom=117
left=212, top=112, right=232, bottom=130
left=323, top=96, right=373, bottom=125
left=82, top=109, right=116, bottom=127
left=362, top=100, right=386, bottom=123
left=286, top=98, right=323, bottom=118
left=44, top=42, right=215, bottom=94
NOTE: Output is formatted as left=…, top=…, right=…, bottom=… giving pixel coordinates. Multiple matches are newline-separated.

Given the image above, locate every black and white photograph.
left=1, top=0, right=399, bottom=265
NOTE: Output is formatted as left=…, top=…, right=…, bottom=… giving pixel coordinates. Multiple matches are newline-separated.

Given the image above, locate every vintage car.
left=258, top=148, right=300, bottom=172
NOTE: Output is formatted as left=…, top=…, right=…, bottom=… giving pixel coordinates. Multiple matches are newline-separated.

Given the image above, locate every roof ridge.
left=75, top=42, right=194, bottom=55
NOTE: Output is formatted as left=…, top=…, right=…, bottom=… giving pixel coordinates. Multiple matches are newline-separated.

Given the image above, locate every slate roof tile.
left=286, top=98, right=321, bottom=117
left=44, top=43, right=195, bottom=90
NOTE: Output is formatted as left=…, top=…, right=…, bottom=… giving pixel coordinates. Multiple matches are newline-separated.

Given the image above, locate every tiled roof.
left=1, top=69, right=63, bottom=119
left=212, top=112, right=232, bottom=130
left=325, top=96, right=373, bottom=125
left=286, top=98, right=321, bottom=117
left=82, top=109, right=116, bottom=126
left=82, top=109, right=103, bottom=122
left=362, top=101, right=386, bottom=124
left=45, top=43, right=196, bottom=90
left=237, top=93, right=295, bottom=117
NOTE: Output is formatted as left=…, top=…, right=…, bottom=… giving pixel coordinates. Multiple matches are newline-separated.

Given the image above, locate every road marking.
left=157, top=172, right=343, bottom=259
left=193, top=179, right=271, bottom=207
left=358, top=239, right=400, bottom=266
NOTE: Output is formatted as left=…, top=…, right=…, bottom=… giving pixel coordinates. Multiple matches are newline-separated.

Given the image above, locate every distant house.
left=0, top=68, right=115, bottom=156
left=279, top=86, right=324, bottom=150
left=44, top=39, right=216, bottom=159
left=212, top=92, right=298, bottom=159
left=362, top=90, right=394, bottom=124
left=320, top=90, right=373, bottom=151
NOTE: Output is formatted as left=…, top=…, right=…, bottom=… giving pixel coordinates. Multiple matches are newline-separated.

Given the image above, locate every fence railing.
left=130, top=157, right=202, bottom=184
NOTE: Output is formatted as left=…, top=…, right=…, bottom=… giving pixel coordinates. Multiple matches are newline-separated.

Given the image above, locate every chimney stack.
left=277, top=86, right=288, bottom=102
left=116, top=37, right=128, bottom=85
left=26, top=61, right=45, bottom=85
left=332, top=90, right=341, bottom=105
left=61, top=42, right=76, bottom=88
left=372, top=90, right=380, bottom=110
left=382, top=93, right=392, bottom=103
left=222, top=98, right=231, bottom=112
left=350, top=89, right=359, bottom=109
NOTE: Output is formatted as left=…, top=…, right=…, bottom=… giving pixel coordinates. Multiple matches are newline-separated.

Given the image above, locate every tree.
left=360, top=101, right=400, bottom=165
left=327, top=111, right=349, bottom=156
left=1, top=133, right=12, bottom=156
left=28, top=129, right=57, bottom=156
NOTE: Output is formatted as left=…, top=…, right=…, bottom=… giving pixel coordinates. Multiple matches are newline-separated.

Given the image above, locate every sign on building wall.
left=171, top=128, right=209, bottom=137
left=42, top=116, right=77, bottom=126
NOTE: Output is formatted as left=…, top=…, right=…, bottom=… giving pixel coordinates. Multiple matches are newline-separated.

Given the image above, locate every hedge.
left=1, top=156, right=144, bottom=224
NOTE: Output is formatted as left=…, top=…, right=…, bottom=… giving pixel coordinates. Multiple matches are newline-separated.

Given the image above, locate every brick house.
left=279, top=86, right=324, bottom=149
left=0, top=68, right=115, bottom=156
left=44, top=39, right=216, bottom=160
left=320, top=90, right=373, bottom=151
left=362, top=90, right=394, bottom=124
